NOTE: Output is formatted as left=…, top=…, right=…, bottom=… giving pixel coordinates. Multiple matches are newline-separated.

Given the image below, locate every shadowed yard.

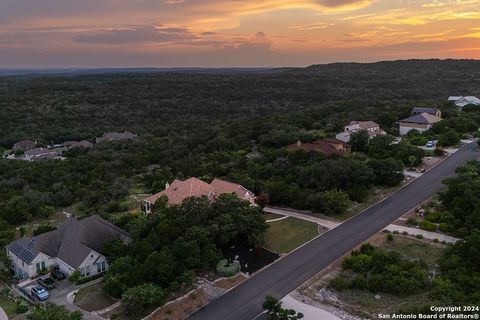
left=74, top=282, right=115, bottom=312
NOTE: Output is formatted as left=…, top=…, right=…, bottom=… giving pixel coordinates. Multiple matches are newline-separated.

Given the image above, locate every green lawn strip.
left=0, top=295, right=19, bottom=317
left=74, top=282, right=115, bottom=312
left=263, top=213, right=285, bottom=221
left=264, top=217, right=318, bottom=253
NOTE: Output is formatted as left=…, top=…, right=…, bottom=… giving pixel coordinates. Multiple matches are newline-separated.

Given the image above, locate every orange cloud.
left=0, top=0, right=479, bottom=67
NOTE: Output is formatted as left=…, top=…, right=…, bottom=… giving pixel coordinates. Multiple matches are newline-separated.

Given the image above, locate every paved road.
left=188, top=142, right=479, bottom=320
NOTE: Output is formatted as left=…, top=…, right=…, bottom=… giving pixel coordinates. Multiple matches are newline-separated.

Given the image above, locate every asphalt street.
left=188, top=142, right=479, bottom=320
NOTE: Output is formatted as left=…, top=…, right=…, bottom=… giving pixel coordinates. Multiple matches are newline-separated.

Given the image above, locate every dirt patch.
left=422, top=156, right=442, bottom=170
left=148, top=288, right=209, bottom=320
left=213, top=273, right=247, bottom=290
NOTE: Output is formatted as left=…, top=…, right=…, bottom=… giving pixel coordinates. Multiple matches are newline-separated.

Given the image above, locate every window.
left=36, top=261, right=46, bottom=273
left=96, top=261, right=106, bottom=273
left=85, top=266, right=90, bottom=276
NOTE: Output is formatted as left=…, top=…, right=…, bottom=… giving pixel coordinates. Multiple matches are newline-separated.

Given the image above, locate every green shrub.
left=321, top=189, right=350, bottom=215
left=16, top=302, right=28, bottom=314
left=216, top=259, right=241, bottom=277
left=387, top=233, right=394, bottom=241
left=438, top=223, right=450, bottom=233
left=406, top=218, right=417, bottom=226
left=409, top=136, right=428, bottom=146
left=438, top=130, right=460, bottom=147
left=68, top=270, right=81, bottom=284
left=349, top=276, right=367, bottom=290
left=32, top=224, right=57, bottom=236
left=342, top=253, right=373, bottom=273
left=77, top=272, right=104, bottom=285
left=433, top=148, right=445, bottom=156
left=425, top=211, right=440, bottom=223
left=403, top=231, right=409, bottom=235
left=416, top=234, right=424, bottom=239
left=340, top=244, right=430, bottom=296
left=419, top=220, right=436, bottom=232
left=329, top=277, right=348, bottom=291
left=122, top=283, right=164, bottom=315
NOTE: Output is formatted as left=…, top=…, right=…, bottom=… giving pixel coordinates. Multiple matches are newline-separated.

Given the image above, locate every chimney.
left=296, top=140, right=301, bottom=147
left=165, top=182, right=170, bottom=190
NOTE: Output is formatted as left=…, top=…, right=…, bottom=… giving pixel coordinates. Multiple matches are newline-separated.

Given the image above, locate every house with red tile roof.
left=141, top=177, right=256, bottom=214
left=286, top=138, right=351, bottom=156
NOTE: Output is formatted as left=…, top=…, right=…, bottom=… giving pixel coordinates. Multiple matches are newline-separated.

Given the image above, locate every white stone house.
left=448, top=96, right=480, bottom=108
left=23, top=148, right=59, bottom=161
left=336, top=121, right=386, bottom=143
left=6, top=215, right=130, bottom=279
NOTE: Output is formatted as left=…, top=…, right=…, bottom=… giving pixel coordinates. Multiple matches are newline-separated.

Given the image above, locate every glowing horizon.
left=1, top=0, right=479, bottom=67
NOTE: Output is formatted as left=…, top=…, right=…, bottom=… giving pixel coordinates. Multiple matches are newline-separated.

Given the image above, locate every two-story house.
left=336, top=121, right=386, bottom=143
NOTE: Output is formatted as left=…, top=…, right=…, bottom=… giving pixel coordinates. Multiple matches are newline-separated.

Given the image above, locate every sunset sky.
left=1, top=0, right=479, bottom=67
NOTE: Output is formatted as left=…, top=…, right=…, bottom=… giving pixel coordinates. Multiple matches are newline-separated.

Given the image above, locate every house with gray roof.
left=6, top=215, right=131, bottom=280
left=399, top=112, right=443, bottom=135
left=96, top=131, right=137, bottom=143
left=12, top=140, right=36, bottom=152
left=411, top=107, right=441, bottom=118
left=448, top=96, right=480, bottom=108
left=23, top=148, right=59, bottom=161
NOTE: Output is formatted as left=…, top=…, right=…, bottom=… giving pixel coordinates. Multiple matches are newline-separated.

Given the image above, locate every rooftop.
left=144, top=177, right=253, bottom=205
left=8, top=215, right=131, bottom=268
left=400, top=112, right=442, bottom=125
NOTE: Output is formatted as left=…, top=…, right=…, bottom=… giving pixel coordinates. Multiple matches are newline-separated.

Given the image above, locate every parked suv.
left=37, top=275, right=56, bottom=290
left=51, top=269, right=65, bottom=281
left=31, top=285, right=49, bottom=301
left=425, top=141, right=435, bottom=148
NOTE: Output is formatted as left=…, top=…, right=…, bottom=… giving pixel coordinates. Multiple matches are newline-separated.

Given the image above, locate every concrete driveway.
left=18, top=278, right=103, bottom=320
left=0, top=307, right=7, bottom=320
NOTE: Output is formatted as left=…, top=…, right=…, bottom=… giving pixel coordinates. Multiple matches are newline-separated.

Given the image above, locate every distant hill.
left=0, top=59, right=478, bottom=146
left=0, top=67, right=289, bottom=78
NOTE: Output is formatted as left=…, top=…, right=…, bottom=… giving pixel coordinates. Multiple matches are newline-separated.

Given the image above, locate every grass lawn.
left=263, top=213, right=284, bottom=221
left=0, top=296, right=19, bottom=318
left=264, top=217, right=319, bottom=253
left=74, top=282, right=115, bottom=312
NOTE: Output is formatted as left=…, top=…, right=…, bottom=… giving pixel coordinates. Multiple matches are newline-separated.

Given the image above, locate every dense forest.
left=1, top=59, right=479, bottom=146
left=0, top=60, right=479, bottom=232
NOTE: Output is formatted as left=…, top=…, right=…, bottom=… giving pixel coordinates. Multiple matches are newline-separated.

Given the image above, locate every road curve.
left=188, top=142, right=479, bottom=320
